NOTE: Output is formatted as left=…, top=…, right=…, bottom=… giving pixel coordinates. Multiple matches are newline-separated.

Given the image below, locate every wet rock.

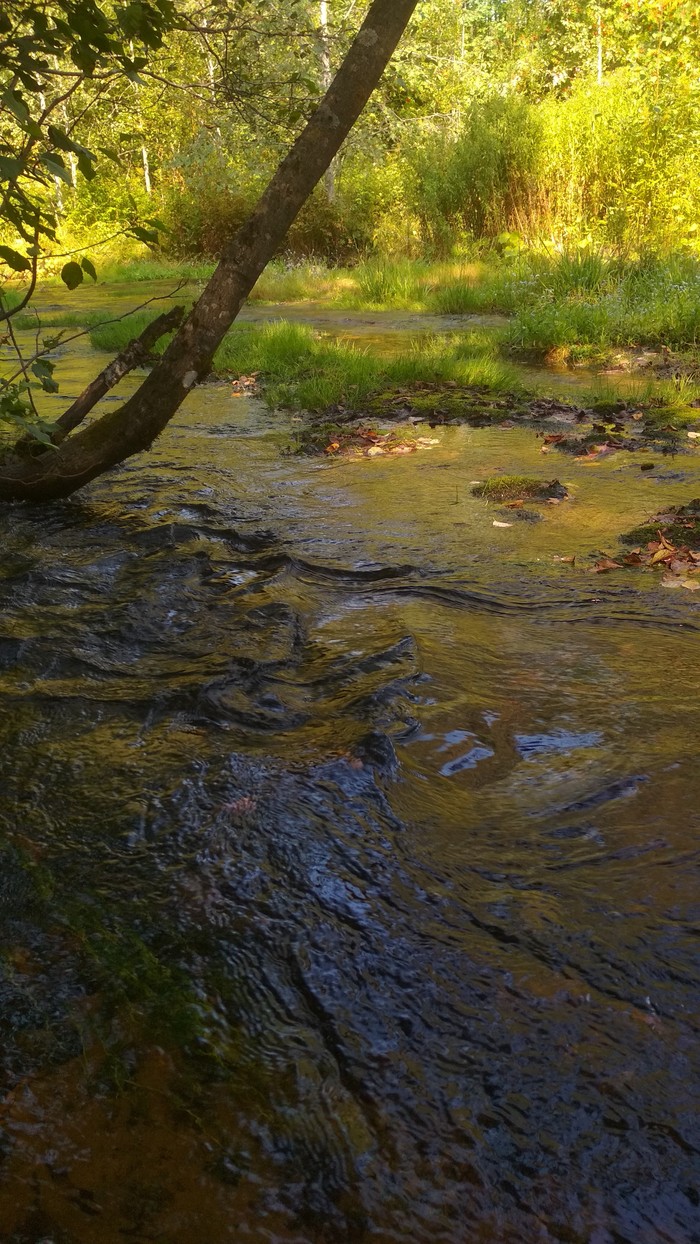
left=497, top=507, right=543, bottom=523
left=353, top=730, right=398, bottom=774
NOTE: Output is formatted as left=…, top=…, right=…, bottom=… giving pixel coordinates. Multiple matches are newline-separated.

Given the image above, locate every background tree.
left=0, top=0, right=421, bottom=502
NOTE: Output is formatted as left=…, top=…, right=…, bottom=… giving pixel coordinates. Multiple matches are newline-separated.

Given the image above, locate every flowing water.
left=0, top=290, right=699, bottom=1244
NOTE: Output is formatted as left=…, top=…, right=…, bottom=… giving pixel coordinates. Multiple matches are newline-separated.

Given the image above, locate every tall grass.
left=82, top=312, right=700, bottom=418
left=505, top=252, right=700, bottom=352
left=89, top=316, right=518, bottom=410
left=400, top=71, right=700, bottom=258
left=212, top=321, right=520, bottom=410
left=19, top=246, right=700, bottom=370
left=98, top=257, right=215, bottom=283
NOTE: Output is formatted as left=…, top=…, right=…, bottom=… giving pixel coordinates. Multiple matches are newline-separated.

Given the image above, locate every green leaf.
left=40, top=154, right=73, bottom=186
left=97, top=145, right=122, bottom=165
left=41, top=333, right=65, bottom=350
left=0, top=245, right=32, bottom=272
left=77, top=151, right=96, bottom=181
left=32, top=360, right=59, bottom=393
left=47, top=126, right=94, bottom=159
left=70, top=43, right=98, bottom=75
left=2, top=89, right=30, bottom=124
left=81, top=257, right=97, bottom=281
left=60, top=261, right=84, bottom=290
left=145, top=217, right=170, bottom=234
left=0, top=155, right=24, bottom=181
left=130, top=225, right=159, bottom=246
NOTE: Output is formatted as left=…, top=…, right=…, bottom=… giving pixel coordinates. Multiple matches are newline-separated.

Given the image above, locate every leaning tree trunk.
left=0, top=0, right=421, bottom=503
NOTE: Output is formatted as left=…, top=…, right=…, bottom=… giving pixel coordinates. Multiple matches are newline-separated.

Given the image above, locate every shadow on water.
left=0, top=318, right=699, bottom=1242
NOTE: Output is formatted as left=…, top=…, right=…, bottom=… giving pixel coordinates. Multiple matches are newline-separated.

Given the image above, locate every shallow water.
left=0, top=297, right=699, bottom=1244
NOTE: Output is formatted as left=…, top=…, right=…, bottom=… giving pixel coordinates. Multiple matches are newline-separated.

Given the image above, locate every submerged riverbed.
left=0, top=294, right=699, bottom=1243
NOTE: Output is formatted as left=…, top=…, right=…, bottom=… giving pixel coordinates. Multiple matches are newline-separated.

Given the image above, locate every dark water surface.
left=0, top=342, right=699, bottom=1243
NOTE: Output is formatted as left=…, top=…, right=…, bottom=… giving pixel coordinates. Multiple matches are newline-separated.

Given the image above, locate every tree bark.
left=50, top=305, right=185, bottom=445
left=0, top=0, right=421, bottom=503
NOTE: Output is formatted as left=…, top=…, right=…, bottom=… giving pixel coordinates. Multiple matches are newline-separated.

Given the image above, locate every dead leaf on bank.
left=649, top=545, right=674, bottom=566
left=662, top=573, right=699, bottom=590
left=367, top=445, right=385, bottom=456
left=577, top=443, right=617, bottom=462
left=325, top=441, right=341, bottom=454
left=505, top=499, right=525, bottom=509
left=556, top=555, right=576, bottom=564
left=594, top=558, right=624, bottom=572
left=543, top=433, right=565, bottom=445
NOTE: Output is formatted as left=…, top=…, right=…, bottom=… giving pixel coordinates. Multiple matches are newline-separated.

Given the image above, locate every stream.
left=0, top=287, right=699, bottom=1243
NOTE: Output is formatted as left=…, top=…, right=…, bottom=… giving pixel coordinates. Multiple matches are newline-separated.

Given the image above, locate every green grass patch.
left=0, top=287, right=23, bottom=316
left=246, top=251, right=700, bottom=353
left=15, top=308, right=112, bottom=332
left=98, top=256, right=215, bottom=283
left=214, top=321, right=520, bottom=412
left=621, top=500, right=700, bottom=550
left=504, top=252, right=700, bottom=353
left=11, top=301, right=193, bottom=336
left=472, top=475, right=568, bottom=502
left=8, top=249, right=700, bottom=352
left=86, top=316, right=518, bottom=411
left=88, top=310, right=179, bottom=352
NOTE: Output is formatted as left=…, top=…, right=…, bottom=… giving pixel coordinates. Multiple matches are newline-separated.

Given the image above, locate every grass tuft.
left=472, top=475, right=568, bottom=502
left=215, top=321, right=519, bottom=412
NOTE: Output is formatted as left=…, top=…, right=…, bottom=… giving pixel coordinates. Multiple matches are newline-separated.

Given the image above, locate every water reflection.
left=0, top=331, right=698, bottom=1243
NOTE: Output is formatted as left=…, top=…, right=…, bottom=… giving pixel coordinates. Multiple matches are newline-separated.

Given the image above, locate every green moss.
left=472, top=475, right=568, bottom=502
left=621, top=500, right=700, bottom=549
